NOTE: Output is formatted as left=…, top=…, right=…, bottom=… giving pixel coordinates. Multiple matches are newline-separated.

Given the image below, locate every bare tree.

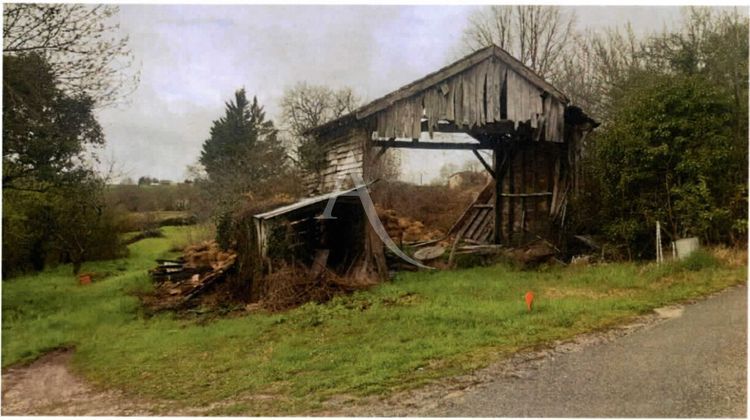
left=556, top=24, right=645, bottom=119
left=462, top=6, right=576, bottom=80
left=3, top=3, right=139, bottom=107
left=280, top=82, right=360, bottom=172
left=280, top=82, right=359, bottom=140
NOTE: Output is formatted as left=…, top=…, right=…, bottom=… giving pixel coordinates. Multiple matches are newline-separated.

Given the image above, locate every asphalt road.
left=435, top=285, right=747, bottom=417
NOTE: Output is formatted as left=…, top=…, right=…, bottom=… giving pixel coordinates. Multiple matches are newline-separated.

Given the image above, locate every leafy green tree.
left=567, top=7, right=748, bottom=257
left=590, top=73, right=743, bottom=255
left=137, top=176, right=155, bottom=186
left=3, top=53, right=103, bottom=192
left=644, top=7, right=748, bottom=179
left=49, top=176, right=126, bottom=274
left=2, top=53, right=123, bottom=276
left=201, top=90, right=277, bottom=175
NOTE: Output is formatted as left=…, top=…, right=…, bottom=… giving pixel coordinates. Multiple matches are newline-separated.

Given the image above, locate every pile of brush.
left=257, top=250, right=374, bottom=312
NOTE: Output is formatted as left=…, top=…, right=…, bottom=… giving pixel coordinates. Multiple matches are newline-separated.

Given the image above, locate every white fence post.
left=656, top=221, right=663, bottom=265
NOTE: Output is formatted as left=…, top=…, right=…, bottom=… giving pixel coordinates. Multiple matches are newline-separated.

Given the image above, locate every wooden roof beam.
left=371, top=139, right=495, bottom=150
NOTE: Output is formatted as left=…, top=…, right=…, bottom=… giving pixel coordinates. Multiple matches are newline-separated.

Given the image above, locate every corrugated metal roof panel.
left=253, top=186, right=362, bottom=220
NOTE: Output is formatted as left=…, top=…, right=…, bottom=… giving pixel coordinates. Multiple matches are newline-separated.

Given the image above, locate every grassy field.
left=2, top=225, right=746, bottom=415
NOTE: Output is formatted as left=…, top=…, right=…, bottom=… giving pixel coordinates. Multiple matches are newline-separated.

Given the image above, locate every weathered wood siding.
left=502, top=144, right=560, bottom=243
left=373, top=56, right=567, bottom=142
left=304, top=126, right=369, bottom=195
left=305, top=45, right=589, bottom=246
left=449, top=143, right=561, bottom=244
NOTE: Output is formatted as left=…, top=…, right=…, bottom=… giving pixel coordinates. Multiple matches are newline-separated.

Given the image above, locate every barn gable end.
left=301, top=43, right=597, bottom=248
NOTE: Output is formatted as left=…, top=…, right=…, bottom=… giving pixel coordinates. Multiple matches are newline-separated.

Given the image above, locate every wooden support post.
left=374, top=142, right=391, bottom=160
left=493, top=144, right=504, bottom=244
left=507, top=149, right=515, bottom=243
left=520, top=147, right=527, bottom=234
left=472, top=149, right=495, bottom=179
left=547, top=154, right=555, bottom=217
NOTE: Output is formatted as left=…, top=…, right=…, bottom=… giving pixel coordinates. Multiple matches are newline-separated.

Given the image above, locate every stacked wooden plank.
left=449, top=181, right=496, bottom=244
left=147, top=241, right=237, bottom=309
left=149, top=259, right=204, bottom=283
left=449, top=173, right=557, bottom=245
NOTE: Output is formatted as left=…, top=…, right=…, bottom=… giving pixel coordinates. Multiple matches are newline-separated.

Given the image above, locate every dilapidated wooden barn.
left=255, top=44, right=597, bottom=282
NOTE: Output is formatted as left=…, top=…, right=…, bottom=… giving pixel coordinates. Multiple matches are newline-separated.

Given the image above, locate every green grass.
left=126, top=210, right=192, bottom=222
left=1, top=227, right=184, bottom=365
left=2, top=227, right=746, bottom=415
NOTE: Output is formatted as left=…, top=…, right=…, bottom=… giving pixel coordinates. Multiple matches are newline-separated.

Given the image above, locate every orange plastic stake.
left=525, top=291, right=534, bottom=312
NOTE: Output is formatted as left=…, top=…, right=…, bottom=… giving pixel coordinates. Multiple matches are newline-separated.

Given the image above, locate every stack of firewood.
left=376, top=207, right=444, bottom=244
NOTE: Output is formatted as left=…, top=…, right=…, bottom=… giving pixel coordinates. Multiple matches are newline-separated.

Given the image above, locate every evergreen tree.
left=199, top=89, right=288, bottom=210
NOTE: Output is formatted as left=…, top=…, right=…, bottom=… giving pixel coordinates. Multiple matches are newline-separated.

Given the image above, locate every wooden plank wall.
left=373, top=56, right=566, bottom=143
left=501, top=144, right=558, bottom=243
left=448, top=142, right=561, bottom=245
left=303, top=127, right=369, bottom=195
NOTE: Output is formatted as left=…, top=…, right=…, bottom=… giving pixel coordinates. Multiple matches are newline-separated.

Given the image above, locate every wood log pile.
left=377, top=207, right=444, bottom=244
left=145, top=242, right=374, bottom=313
left=146, top=240, right=237, bottom=310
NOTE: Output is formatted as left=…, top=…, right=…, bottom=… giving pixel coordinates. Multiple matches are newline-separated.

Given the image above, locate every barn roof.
left=309, top=44, right=569, bottom=137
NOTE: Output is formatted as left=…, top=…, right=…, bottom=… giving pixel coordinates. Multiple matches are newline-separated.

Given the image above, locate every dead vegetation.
left=143, top=193, right=379, bottom=313
left=142, top=190, right=568, bottom=314
left=140, top=171, right=580, bottom=315
left=255, top=260, right=374, bottom=312
left=710, top=245, right=747, bottom=268
left=144, top=241, right=376, bottom=313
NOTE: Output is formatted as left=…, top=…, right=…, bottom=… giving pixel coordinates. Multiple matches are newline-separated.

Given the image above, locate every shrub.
left=588, top=73, right=745, bottom=257
left=679, top=249, right=720, bottom=272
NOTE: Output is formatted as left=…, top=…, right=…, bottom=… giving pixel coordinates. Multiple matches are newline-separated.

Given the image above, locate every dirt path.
left=1, top=349, right=165, bottom=415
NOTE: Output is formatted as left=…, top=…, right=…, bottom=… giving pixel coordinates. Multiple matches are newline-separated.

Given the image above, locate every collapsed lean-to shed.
left=255, top=44, right=597, bottom=281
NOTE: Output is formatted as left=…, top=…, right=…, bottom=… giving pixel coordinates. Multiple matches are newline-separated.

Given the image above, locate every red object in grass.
left=525, top=291, right=534, bottom=312
left=79, top=275, right=92, bottom=285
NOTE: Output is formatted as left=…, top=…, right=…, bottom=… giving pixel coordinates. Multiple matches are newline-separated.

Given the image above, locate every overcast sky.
left=96, top=5, right=687, bottom=183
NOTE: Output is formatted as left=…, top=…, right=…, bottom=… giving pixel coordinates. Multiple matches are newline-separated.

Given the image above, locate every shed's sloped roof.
left=253, top=186, right=361, bottom=220
left=310, top=44, right=569, bottom=140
